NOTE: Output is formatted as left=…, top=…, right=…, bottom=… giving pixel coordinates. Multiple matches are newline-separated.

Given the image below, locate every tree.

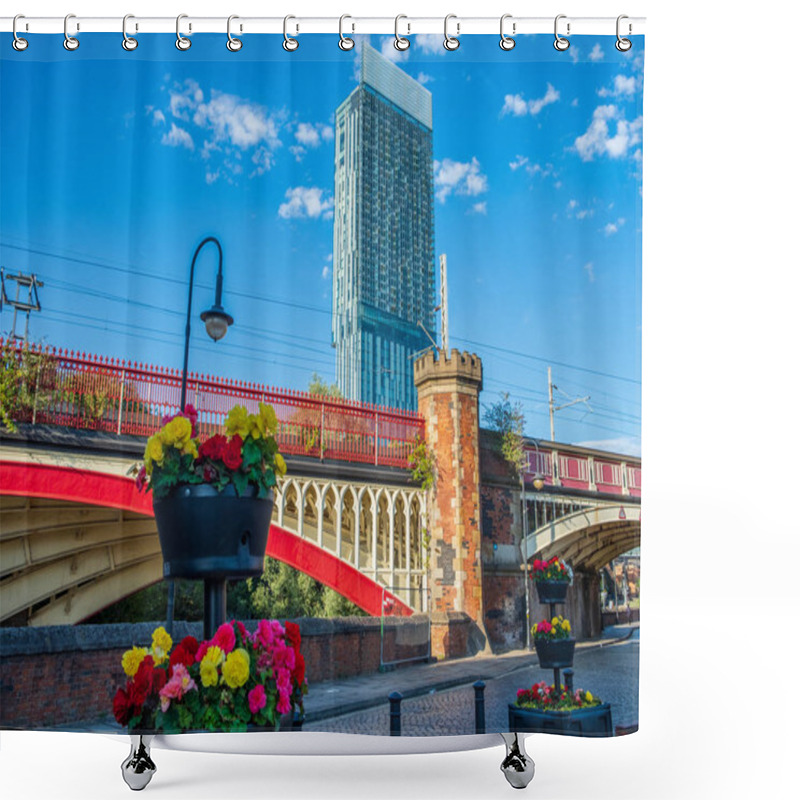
left=308, top=372, right=342, bottom=398
left=484, top=392, right=526, bottom=476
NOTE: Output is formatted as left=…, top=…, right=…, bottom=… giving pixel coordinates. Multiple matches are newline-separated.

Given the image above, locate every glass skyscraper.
left=332, top=44, right=435, bottom=410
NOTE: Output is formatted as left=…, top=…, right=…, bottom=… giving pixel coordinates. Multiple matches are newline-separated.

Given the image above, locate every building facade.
left=332, top=44, right=435, bottom=410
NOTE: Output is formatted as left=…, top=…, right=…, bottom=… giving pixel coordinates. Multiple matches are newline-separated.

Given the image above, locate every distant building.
left=332, top=44, right=435, bottom=410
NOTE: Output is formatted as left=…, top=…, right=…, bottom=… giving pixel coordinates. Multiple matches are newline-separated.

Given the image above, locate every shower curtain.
left=0, top=29, right=642, bottom=740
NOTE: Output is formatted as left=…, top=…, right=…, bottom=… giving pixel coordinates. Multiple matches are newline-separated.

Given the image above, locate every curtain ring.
left=499, top=14, right=515, bottom=51
left=63, top=13, right=79, bottom=51
left=554, top=14, right=570, bottom=51
left=338, top=15, right=354, bottom=50
left=444, top=14, right=460, bottom=51
left=616, top=15, right=632, bottom=52
left=122, top=14, right=138, bottom=51
left=12, top=15, right=28, bottom=51
left=176, top=14, right=191, bottom=50
left=283, top=15, right=299, bottom=51
left=394, top=15, right=410, bottom=51
left=227, top=15, right=242, bottom=51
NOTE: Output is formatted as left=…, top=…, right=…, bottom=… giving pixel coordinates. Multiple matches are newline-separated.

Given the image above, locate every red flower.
left=211, top=622, right=236, bottom=654
left=169, top=645, right=194, bottom=676
left=284, top=621, right=301, bottom=651
left=180, top=636, right=199, bottom=657
left=113, top=687, right=136, bottom=726
left=222, top=435, right=243, bottom=471
left=195, top=641, right=210, bottom=663
left=199, top=434, right=228, bottom=462
left=293, top=653, right=306, bottom=686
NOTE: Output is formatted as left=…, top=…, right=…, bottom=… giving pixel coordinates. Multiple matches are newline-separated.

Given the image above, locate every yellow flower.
left=552, top=617, right=559, bottom=626
left=183, top=439, right=199, bottom=460
left=225, top=405, right=250, bottom=438
left=585, top=691, right=593, bottom=702
left=259, top=402, right=278, bottom=435
left=121, top=646, right=147, bottom=677
left=202, top=645, right=224, bottom=667
left=562, top=619, right=571, bottom=632
left=144, top=434, right=165, bottom=471
left=162, top=416, right=193, bottom=448
left=274, top=453, right=287, bottom=477
left=199, top=660, right=219, bottom=688
left=221, top=648, right=250, bottom=689
left=151, top=626, right=173, bottom=665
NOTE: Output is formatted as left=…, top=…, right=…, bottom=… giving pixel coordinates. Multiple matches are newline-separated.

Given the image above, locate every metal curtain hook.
left=339, top=14, right=354, bottom=51
left=554, top=14, right=570, bottom=51
left=63, top=13, right=79, bottom=51
left=227, top=15, right=242, bottom=51
left=176, top=14, right=191, bottom=50
left=122, top=15, right=138, bottom=51
left=444, top=14, right=460, bottom=51
left=12, top=14, right=28, bottom=51
left=283, top=15, right=299, bottom=51
left=500, top=14, right=515, bottom=51
left=394, top=15, right=410, bottom=51
left=616, top=15, right=632, bottom=51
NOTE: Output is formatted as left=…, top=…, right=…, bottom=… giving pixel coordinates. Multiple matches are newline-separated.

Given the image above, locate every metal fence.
left=2, top=340, right=425, bottom=469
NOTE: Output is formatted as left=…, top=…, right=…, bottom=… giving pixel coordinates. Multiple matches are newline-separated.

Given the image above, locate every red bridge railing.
left=2, top=341, right=424, bottom=469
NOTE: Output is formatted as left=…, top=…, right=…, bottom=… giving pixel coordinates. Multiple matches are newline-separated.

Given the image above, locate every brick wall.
left=0, top=616, right=430, bottom=729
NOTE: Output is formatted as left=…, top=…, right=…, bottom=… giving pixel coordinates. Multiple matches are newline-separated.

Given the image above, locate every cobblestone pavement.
left=304, top=629, right=639, bottom=737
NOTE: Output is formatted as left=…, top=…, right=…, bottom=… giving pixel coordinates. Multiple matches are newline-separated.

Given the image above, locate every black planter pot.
left=153, top=483, right=274, bottom=579
left=534, top=637, right=576, bottom=668
left=508, top=703, right=613, bottom=737
left=534, top=579, right=570, bottom=604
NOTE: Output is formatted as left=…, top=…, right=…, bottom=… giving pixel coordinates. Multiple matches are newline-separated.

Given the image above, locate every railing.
left=1, top=340, right=424, bottom=469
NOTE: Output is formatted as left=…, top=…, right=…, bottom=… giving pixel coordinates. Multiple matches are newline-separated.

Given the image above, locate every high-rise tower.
left=332, top=44, right=435, bottom=410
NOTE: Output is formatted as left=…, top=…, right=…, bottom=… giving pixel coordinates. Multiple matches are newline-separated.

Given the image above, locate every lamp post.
left=521, top=438, right=546, bottom=650
left=180, top=236, right=234, bottom=411
left=167, top=236, right=234, bottom=636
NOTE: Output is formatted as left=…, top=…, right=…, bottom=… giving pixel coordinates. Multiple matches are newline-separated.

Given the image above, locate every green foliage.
left=87, top=579, right=205, bottom=623
left=0, top=340, right=56, bottom=431
left=308, top=372, right=342, bottom=398
left=484, top=392, right=526, bottom=476
left=407, top=436, right=435, bottom=492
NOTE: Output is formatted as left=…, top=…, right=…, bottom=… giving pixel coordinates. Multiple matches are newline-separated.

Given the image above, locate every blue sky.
left=0, top=33, right=643, bottom=454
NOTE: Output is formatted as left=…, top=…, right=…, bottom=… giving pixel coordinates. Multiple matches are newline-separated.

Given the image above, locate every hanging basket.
left=533, top=637, right=576, bottom=669
left=153, top=483, right=274, bottom=579
left=534, top=579, right=570, bottom=605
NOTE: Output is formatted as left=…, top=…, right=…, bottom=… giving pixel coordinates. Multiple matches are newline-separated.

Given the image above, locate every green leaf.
left=232, top=469, right=249, bottom=497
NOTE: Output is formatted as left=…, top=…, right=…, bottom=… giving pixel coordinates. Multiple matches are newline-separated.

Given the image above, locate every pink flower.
left=158, top=663, right=197, bottom=712
left=195, top=641, right=210, bottom=663
left=135, top=465, right=147, bottom=492
left=248, top=685, right=267, bottom=715
left=212, top=622, right=236, bottom=654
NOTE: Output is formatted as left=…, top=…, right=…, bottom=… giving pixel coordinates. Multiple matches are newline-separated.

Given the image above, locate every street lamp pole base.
left=204, top=578, right=227, bottom=640
left=500, top=732, right=535, bottom=789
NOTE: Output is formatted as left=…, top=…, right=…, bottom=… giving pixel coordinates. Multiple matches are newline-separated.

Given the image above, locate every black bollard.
left=389, top=691, right=403, bottom=736
left=473, top=680, right=486, bottom=734
left=564, top=669, right=574, bottom=693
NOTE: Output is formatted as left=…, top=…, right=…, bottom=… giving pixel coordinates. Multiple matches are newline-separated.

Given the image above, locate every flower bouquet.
left=113, top=620, right=307, bottom=733
left=132, top=403, right=287, bottom=579
left=530, top=555, right=573, bottom=604
left=532, top=615, right=576, bottom=668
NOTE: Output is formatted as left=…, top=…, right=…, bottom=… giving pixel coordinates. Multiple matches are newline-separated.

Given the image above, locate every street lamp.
left=180, top=236, right=234, bottom=411
left=522, top=438, right=546, bottom=650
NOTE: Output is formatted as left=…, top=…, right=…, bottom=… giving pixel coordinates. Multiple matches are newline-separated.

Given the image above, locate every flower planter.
left=533, top=637, right=575, bottom=669
left=508, top=703, right=613, bottom=737
left=154, top=483, right=274, bottom=579
left=534, top=579, right=570, bottom=604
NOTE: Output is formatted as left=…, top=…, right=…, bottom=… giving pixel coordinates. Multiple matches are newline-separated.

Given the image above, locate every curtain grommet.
left=554, top=14, right=570, bottom=51
left=283, top=15, right=299, bottom=51
left=444, top=14, right=460, bottom=51
left=499, top=14, right=516, bottom=51
left=616, top=15, right=633, bottom=51
left=122, top=14, right=138, bottom=51
left=12, top=15, right=28, bottom=51
left=339, top=14, right=355, bottom=51
left=63, top=14, right=79, bottom=51
left=227, top=15, right=243, bottom=51
left=176, top=14, right=191, bottom=50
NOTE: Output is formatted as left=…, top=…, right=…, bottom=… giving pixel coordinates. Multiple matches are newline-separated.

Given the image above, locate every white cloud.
left=417, top=72, right=434, bottom=85
left=295, top=123, right=320, bottom=148
left=152, top=109, right=166, bottom=125
left=471, top=202, right=487, bottom=215
left=574, top=105, right=642, bottom=161
left=588, top=43, right=605, bottom=62
left=604, top=219, right=625, bottom=236
left=278, top=186, right=334, bottom=220
left=584, top=262, right=595, bottom=282
left=161, top=123, right=194, bottom=150
left=598, top=74, right=637, bottom=98
left=322, top=265, right=330, bottom=279
left=320, top=125, right=334, bottom=142
left=509, top=155, right=529, bottom=171
left=502, top=84, right=560, bottom=117
left=415, top=34, right=441, bottom=55
left=289, top=145, right=306, bottom=162
left=434, top=157, right=488, bottom=203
